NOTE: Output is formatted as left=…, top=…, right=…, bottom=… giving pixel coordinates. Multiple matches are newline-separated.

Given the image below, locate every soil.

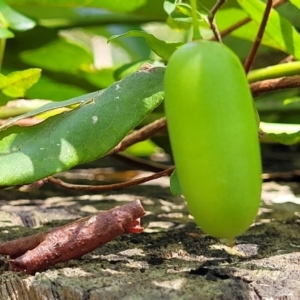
left=1, top=145, right=300, bottom=300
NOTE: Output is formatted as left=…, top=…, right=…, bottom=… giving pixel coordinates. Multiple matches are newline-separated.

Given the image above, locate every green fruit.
left=164, top=41, right=262, bottom=240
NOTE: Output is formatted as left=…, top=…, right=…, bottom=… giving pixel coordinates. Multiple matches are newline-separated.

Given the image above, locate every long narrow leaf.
left=0, top=67, right=165, bottom=186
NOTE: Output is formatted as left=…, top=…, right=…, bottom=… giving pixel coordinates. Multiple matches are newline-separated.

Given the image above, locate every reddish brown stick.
left=251, top=76, right=300, bottom=97
left=47, top=166, right=175, bottom=191
left=244, top=0, right=273, bottom=73
left=0, top=200, right=145, bottom=274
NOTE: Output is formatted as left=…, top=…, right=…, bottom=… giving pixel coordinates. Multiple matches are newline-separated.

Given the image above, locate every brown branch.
left=250, top=76, right=300, bottom=97
left=108, top=117, right=167, bottom=155
left=208, top=0, right=226, bottom=42
left=47, top=166, right=175, bottom=191
left=214, top=17, right=251, bottom=40
left=244, top=0, right=273, bottom=73
left=262, top=170, right=300, bottom=182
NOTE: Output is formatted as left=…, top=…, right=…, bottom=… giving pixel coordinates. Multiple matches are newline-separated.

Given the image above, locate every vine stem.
left=244, top=0, right=273, bottom=73
left=109, top=117, right=167, bottom=155
left=47, top=167, right=175, bottom=191
left=247, top=61, right=300, bottom=83
left=208, top=0, right=226, bottom=42
left=190, top=0, right=201, bottom=40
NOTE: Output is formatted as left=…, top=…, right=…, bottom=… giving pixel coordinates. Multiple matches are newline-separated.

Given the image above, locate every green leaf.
left=25, top=75, right=89, bottom=101
left=236, top=0, right=300, bottom=59
left=4, top=6, right=165, bottom=29
left=0, top=27, right=14, bottom=38
left=165, top=1, right=192, bottom=30
left=0, top=68, right=41, bottom=99
left=0, top=99, right=51, bottom=119
left=7, top=0, right=146, bottom=13
left=109, top=30, right=183, bottom=60
left=170, top=169, right=182, bottom=196
left=125, top=139, right=159, bottom=157
left=0, top=91, right=102, bottom=131
left=0, top=67, right=165, bottom=186
left=164, top=0, right=208, bottom=31
left=90, top=0, right=147, bottom=12
left=216, top=8, right=280, bottom=50
left=0, top=0, right=35, bottom=31
left=261, top=122, right=300, bottom=145
left=163, top=0, right=175, bottom=15
left=290, top=0, right=300, bottom=10
left=20, top=39, right=93, bottom=74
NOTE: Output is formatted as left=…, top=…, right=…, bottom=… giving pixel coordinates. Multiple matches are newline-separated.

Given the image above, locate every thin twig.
left=214, top=17, right=251, bottom=40
left=47, top=166, right=175, bottom=191
left=208, top=0, right=226, bottom=42
left=262, top=170, right=300, bottom=182
left=213, top=0, right=286, bottom=41
left=244, top=0, right=273, bottom=73
left=108, top=117, right=167, bottom=155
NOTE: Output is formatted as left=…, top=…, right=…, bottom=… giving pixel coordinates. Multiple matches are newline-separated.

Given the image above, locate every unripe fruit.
left=164, top=41, right=262, bottom=240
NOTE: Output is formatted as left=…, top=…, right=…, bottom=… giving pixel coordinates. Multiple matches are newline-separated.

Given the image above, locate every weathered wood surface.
left=1, top=162, right=300, bottom=299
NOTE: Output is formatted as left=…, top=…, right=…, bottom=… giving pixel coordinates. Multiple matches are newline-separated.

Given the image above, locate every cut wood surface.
left=1, top=157, right=300, bottom=299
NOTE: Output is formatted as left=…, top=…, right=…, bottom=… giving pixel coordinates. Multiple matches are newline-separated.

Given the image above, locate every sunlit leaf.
left=165, top=2, right=192, bottom=30
left=0, top=91, right=104, bottom=131
left=0, top=68, right=41, bottom=100
left=236, top=0, right=300, bottom=59
left=4, top=6, right=165, bottom=29
left=24, top=75, right=88, bottom=101
left=20, top=40, right=93, bottom=74
left=216, top=8, right=280, bottom=50
left=0, top=27, right=14, bottom=38
left=261, top=122, right=300, bottom=145
left=164, top=0, right=208, bottom=31
left=109, top=30, right=183, bottom=60
left=0, top=0, right=35, bottom=31
left=0, top=67, right=165, bottom=186
left=0, top=99, right=51, bottom=119
left=125, top=139, right=159, bottom=157
left=290, top=0, right=300, bottom=10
